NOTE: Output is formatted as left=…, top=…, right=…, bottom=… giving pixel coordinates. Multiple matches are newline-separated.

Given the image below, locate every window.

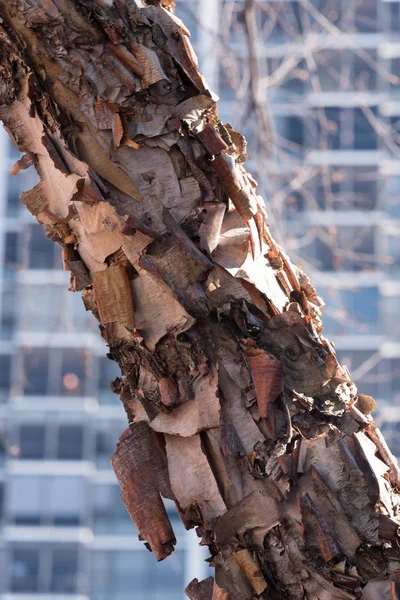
left=0, top=354, right=11, bottom=400
left=60, top=349, right=88, bottom=397
left=319, top=286, right=379, bottom=337
left=0, top=483, right=4, bottom=519
left=9, top=476, right=42, bottom=525
left=57, top=425, right=84, bottom=460
left=27, top=224, right=62, bottom=270
left=22, top=348, right=49, bottom=395
left=313, top=167, right=378, bottom=211
left=98, top=356, right=120, bottom=405
left=19, top=424, right=46, bottom=459
left=6, top=169, right=39, bottom=217
left=91, top=550, right=185, bottom=600
left=352, top=167, right=377, bottom=210
left=352, top=52, right=378, bottom=92
left=48, top=476, right=85, bottom=526
left=1, top=286, right=16, bottom=340
left=10, top=544, right=79, bottom=594
left=19, top=285, right=62, bottom=334
left=4, top=232, right=19, bottom=279
left=267, top=57, right=307, bottom=100
left=11, top=548, right=39, bottom=592
left=19, top=284, right=96, bottom=335
left=354, top=108, right=377, bottom=150
left=275, top=115, right=305, bottom=156
left=390, top=58, right=400, bottom=90
left=96, top=421, right=126, bottom=468
left=8, top=137, right=21, bottom=160
left=353, top=0, right=377, bottom=33
left=310, top=0, right=341, bottom=31
left=8, top=475, right=85, bottom=526
left=383, top=176, right=400, bottom=218
left=389, top=3, right=400, bottom=33
left=93, top=484, right=132, bottom=535
left=313, top=107, right=342, bottom=150
left=315, top=50, right=342, bottom=92
left=301, top=227, right=376, bottom=272
left=51, top=547, right=78, bottom=592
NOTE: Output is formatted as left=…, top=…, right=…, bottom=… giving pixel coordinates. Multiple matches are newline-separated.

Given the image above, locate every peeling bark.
left=1, top=1, right=400, bottom=598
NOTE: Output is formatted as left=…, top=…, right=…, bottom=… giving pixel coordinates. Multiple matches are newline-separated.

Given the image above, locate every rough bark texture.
left=1, top=1, right=400, bottom=598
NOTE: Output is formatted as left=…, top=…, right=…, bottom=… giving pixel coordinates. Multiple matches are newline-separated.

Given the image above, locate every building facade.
left=0, top=0, right=400, bottom=597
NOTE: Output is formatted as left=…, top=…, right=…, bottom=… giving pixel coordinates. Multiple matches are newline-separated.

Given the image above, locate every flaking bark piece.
left=159, top=377, right=179, bottom=408
left=305, top=434, right=380, bottom=543
left=214, top=490, right=281, bottom=547
left=212, top=581, right=231, bottom=600
left=143, top=6, right=207, bottom=92
left=10, top=150, right=37, bottom=175
left=367, top=426, right=400, bottom=489
left=165, top=433, right=227, bottom=526
left=93, top=265, right=135, bottom=327
left=214, top=549, right=254, bottom=600
left=111, top=422, right=176, bottom=561
left=304, top=569, right=357, bottom=599
left=356, top=393, right=377, bottom=415
left=197, top=124, right=228, bottom=155
left=127, top=40, right=167, bottom=87
left=300, top=492, right=341, bottom=562
left=185, top=577, right=214, bottom=600
left=132, top=368, right=220, bottom=436
left=219, top=366, right=264, bottom=456
left=233, top=549, right=267, bottom=596
left=131, top=266, right=195, bottom=350
left=65, top=259, right=92, bottom=291
left=199, top=202, right=226, bottom=254
left=106, top=42, right=145, bottom=77
left=245, top=348, right=284, bottom=418
left=211, top=153, right=258, bottom=220
left=310, top=465, right=361, bottom=557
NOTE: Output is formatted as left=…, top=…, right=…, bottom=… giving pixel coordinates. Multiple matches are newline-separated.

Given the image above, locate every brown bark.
left=0, top=1, right=400, bottom=598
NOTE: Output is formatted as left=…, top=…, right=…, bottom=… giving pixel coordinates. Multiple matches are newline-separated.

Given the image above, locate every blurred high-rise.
left=0, top=0, right=399, bottom=597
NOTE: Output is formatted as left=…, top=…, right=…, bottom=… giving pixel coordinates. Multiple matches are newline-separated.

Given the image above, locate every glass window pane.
left=98, top=357, right=120, bottom=405
left=58, top=425, right=84, bottom=460
left=9, top=476, right=42, bottom=525
left=96, top=421, right=125, bottom=468
left=1, top=286, right=16, bottom=340
left=91, top=550, right=185, bottom=600
left=59, top=349, right=88, bottom=397
left=93, top=484, right=131, bottom=535
left=51, top=546, right=78, bottom=593
left=48, top=476, right=84, bottom=525
left=28, top=224, right=62, bottom=270
left=11, top=547, right=39, bottom=592
left=22, top=348, right=49, bottom=395
left=0, top=354, right=11, bottom=400
left=19, top=424, right=46, bottom=459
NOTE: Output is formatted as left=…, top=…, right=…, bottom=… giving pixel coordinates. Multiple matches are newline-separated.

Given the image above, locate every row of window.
left=2, top=476, right=186, bottom=536
left=0, top=349, right=119, bottom=401
left=8, top=545, right=186, bottom=598
left=0, top=418, right=126, bottom=463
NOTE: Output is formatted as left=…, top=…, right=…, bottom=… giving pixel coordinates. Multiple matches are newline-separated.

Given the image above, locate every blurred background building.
left=0, top=0, right=400, bottom=597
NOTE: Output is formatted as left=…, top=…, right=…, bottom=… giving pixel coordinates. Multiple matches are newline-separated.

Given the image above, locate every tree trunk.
left=0, top=2, right=399, bottom=598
